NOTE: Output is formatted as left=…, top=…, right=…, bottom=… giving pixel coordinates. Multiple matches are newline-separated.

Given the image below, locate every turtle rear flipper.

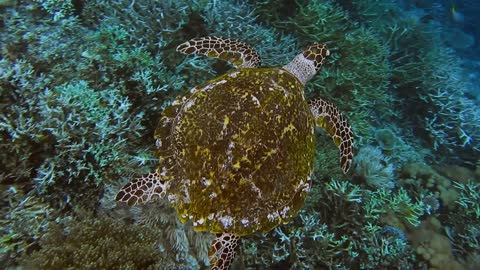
left=309, top=98, right=353, bottom=173
left=177, top=36, right=261, bottom=68
left=115, top=171, right=169, bottom=206
left=209, top=233, right=240, bottom=270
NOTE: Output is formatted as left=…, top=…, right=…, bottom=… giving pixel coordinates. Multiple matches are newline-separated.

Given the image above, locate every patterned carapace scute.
left=116, top=36, right=354, bottom=270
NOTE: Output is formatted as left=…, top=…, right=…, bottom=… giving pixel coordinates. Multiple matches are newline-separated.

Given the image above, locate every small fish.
left=451, top=4, right=465, bottom=23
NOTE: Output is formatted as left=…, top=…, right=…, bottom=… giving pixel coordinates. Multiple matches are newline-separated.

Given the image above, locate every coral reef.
left=129, top=200, right=213, bottom=268
left=347, top=0, right=480, bottom=159
left=239, top=177, right=424, bottom=269
left=284, top=0, right=394, bottom=141
left=19, top=217, right=168, bottom=270
left=1, top=0, right=479, bottom=269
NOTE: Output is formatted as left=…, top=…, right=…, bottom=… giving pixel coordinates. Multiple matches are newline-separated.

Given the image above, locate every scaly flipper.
left=115, top=171, right=169, bottom=206
left=209, top=233, right=240, bottom=270
left=177, top=36, right=261, bottom=68
left=309, top=98, right=353, bottom=173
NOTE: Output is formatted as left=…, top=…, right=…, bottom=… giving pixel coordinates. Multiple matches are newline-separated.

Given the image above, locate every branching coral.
left=32, top=0, right=76, bottom=21
left=0, top=68, right=145, bottom=209
left=0, top=187, right=62, bottom=267
left=20, top=217, right=167, bottom=270
left=454, top=181, right=480, bottom=219
left=363, top=187, right=425, bottom=228
left=347, top=0, right=480, bottom=158
left=200, top=0, right=299, bottom=67
left=358, top=225, right=417, bottom=269
left=239, top=177, right=423, bottom=269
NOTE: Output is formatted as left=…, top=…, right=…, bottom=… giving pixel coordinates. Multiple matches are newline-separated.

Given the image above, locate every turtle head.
left=282, top=43, right=330, bottom=85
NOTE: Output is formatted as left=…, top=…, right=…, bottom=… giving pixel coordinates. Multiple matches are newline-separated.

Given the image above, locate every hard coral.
left=348, top=0, right=480, bottom=158
left=20, top=217, right=164, bottom=270
left=408, top=217, right=466, bottom=270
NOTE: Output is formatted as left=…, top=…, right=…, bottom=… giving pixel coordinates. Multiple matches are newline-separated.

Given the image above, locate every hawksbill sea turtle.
left=116, top=36, right=353, bottom=270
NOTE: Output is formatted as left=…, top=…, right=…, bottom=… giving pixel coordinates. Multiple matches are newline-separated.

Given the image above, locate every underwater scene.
left=1, top=0, right=480, bottom=269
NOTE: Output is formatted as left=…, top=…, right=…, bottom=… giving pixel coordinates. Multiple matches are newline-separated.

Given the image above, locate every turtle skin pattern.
left=155, top=67, right=315, bottom=236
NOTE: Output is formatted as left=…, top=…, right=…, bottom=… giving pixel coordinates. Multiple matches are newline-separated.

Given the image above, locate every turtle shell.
left=155, top=68, right=315, bottom=236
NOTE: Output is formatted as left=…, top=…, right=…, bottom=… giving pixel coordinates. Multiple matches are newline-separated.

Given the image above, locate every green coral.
left=348, top=0, right=480, bottom=157
left=0, top=188, right=62, bottom=266
left=20, top=217, right=164, bottom=270
left=454, top=181, right=480, bottom=219
left=239, top=177, right=424, bottom=269
left=32, top=0, right=75, bottom=21
left=0, top=68, right=145, bottom=209
left=358, top=225, right=415, bottom=269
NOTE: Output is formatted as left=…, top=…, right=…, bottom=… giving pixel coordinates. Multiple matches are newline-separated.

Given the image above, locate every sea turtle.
left=116, top=36, right=353, bottom=270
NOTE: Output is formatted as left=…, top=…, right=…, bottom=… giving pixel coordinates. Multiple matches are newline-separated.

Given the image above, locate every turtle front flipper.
left=209, top=233, right=240, bottom=270
left=309, top=98, right=353, bottom=173
left=115, top=171, right=169, bottom=206
left=177, top=36, right=260, bottom=68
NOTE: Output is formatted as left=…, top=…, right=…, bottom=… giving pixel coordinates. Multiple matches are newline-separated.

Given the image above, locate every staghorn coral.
left=31, top=0, right=76, bottom=21
left=358, top=225, right=418, bottom=269
left=0, top=2, right=148, bottom=211
left=200, top=0, right=299, bottom=67
left=0, top=187, right=63, bottom=267
left=363, top=187, right=425, bottom=228
left=0, top=66, right=145, bottom=209
left=239, top=177, right=424, bottom=269
left=347, top=0, right=480, bottom=159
